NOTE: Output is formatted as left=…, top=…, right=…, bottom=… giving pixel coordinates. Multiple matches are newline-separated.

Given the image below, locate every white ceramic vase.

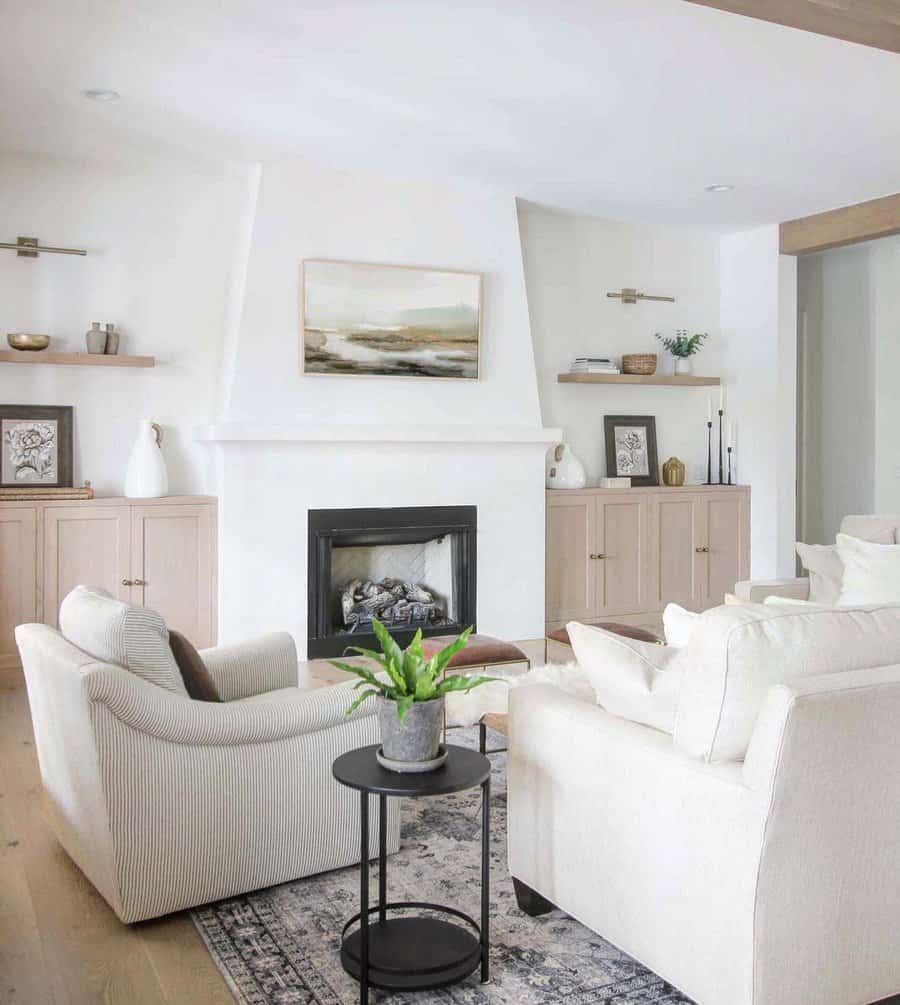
left=124, top=421, right=168, bottom=498
left=546, top=443, right=587, bottom=489
left=674, top=357, right=692, bottom=375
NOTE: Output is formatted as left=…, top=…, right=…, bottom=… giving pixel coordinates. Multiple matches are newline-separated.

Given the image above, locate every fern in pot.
left=655, top=330, right=708, bottom=376
left=331, top=619, right=496, bottom=772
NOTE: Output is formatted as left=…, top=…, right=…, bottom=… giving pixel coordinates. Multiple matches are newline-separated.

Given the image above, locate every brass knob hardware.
left=134, top=578, right=146, bottom=586
left=589, top=553, right=606, bottom=560
left=695, top=546, right=710, bottom=553
left=122, top=578, right=134, bottom=586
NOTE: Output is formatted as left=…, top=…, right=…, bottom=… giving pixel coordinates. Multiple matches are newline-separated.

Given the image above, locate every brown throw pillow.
left=168, top=629, right=222, bottom=702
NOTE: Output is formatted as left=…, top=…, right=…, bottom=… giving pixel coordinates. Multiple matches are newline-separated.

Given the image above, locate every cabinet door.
left=703, top=492, right=750, bottom=606
left=131, top=504, right=217, bottom=648
left=650, top=494, right=705, bottom=611
left=546, top=495, right=595, bottom=624
left=43, top=506, right=132, bottom=626
left=594, top=496, right=650, bottom=617
left=0, top=508, right=38, bottom=669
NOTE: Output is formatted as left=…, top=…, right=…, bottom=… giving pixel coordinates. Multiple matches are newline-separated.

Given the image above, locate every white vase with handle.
left=546, top=442, right=587, bottom=489
left=124, top=421, right=168, bottom=498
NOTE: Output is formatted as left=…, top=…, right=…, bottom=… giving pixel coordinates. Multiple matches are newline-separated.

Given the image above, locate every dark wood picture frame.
left=0, top=405, right=73, bottom=488
left=604, top=415, right=659, bottom=487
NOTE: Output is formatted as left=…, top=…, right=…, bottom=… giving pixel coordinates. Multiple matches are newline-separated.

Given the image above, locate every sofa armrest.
left=199, top=632, right=297, bottom=700
left=732, top=577, right=810, bottom=604
left=85, top=668, right=370, bottom=746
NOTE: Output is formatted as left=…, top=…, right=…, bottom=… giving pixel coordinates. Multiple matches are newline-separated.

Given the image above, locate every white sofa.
left=508, top=603, right=900, bottom=1005
left=15, top=621, right=399, bottom=923
left=734, top=513, right=900, bottom=603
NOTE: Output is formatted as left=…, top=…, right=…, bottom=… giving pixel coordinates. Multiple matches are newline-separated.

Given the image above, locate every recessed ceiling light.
left=83, top=88, right=120, bottom=102
left=705, top=184, right=734, bottom=193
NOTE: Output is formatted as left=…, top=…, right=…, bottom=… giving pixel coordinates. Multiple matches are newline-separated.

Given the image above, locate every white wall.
left=720, top=226, right=797, bottom=578
left=0, top=151, right=251, bottom=495
left=224, top=160, right=542, bottom=427
left=519, top=202, right=722, bottom=484
left=214, top=161, right=550, bottom=651
left=798, top=233, right=900, bottom=542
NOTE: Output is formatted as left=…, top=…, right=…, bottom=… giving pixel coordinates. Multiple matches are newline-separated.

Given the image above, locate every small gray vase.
left=377, top=696, right=444, bottom=769
left=85, top=322, right=106, bottom=354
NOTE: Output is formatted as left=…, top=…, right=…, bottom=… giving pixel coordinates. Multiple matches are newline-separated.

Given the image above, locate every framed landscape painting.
left=0, top=405, right=73, bottom=488
left=301, top=259, right=481, bottom=379
left=604, top=415, right=659, bottom=487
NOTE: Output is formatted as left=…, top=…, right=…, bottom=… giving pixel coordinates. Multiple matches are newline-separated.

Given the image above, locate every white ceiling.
left=2, top=0, right=899, bottom=229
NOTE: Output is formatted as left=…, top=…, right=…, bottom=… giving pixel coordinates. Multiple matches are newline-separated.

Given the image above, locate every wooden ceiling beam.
left=683, top=1, right=900, bottom=54
left=780, top=192, right=900, bottom=254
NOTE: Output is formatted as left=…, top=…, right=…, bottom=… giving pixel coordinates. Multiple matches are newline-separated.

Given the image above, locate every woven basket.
left=622, top=353, right=658, bottom=375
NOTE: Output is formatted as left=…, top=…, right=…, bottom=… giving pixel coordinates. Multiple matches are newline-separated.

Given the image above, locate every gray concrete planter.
left=377, top=696, right=444, bottom=770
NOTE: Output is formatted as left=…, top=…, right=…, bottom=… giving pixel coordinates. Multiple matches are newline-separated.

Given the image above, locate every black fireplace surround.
left=307, top=505, right=477, bottom=659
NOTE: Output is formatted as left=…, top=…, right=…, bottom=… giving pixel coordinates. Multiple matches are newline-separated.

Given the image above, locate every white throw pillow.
left=763, top=596, right=829, bottom=609
left=673, top=602, right=900, bottom=762
left=794, top=542, right=843, bottom=605
left=836, top=533, right=900, bottom=605
left=566, top=621, right=684, bottom=734
left=59, top=584, right=188, bottom=696
left=663, top=603, right=699, bottom=647
left=797, top=528, right=893, bottom=605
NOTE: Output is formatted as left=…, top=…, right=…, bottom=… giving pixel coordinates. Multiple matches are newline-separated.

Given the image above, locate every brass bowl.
left=7, top=333, right=51, bottom=351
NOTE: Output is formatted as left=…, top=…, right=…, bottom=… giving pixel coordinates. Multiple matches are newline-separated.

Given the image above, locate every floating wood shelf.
left=558, top=373, right=719, bottom=386
left=0, top=351, right=155, bottom=368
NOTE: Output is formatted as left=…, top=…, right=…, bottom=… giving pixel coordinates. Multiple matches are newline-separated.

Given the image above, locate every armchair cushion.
left=59, top=585, right=187, bottom=696
left=674, top=603, right=900, bottom=763
left=168, top=630, right=222, bottom=702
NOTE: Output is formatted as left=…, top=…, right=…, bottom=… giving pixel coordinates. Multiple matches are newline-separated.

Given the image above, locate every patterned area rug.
left=192, top=729, right=692, bottom=1004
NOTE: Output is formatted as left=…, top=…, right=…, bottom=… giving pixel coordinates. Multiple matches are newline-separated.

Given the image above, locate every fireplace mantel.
left=196, top=423, right=561, bottom=445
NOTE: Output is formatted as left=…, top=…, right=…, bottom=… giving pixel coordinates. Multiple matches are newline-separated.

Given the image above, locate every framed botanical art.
left=301, top=259, right=481, bottom=379
left=0, top=405, right=73, bottom=488
left=604, top=415, right=659, bottom=487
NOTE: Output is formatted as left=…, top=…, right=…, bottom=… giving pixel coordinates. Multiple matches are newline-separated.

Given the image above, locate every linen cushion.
left=59, top=585, right=188, bottom=696
left=663, top=603, right=699, bottom=647
left=673, top=602, right=900, bottom=762
left=839, top=514, right=900, bottom=543
left=168, top=629, right=222, bottom=702
left=837, top=533, right=900, bottom=605
left=796, top=527, right=894, bottom=605
left=566, top=621, right=684, bottom=733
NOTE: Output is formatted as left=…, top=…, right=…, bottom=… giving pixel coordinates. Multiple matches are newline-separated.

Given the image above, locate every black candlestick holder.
left=727, top=446, right=733, bottom=486
left=705, top=420, right=713, bottom=485
left=718, top=409, right=724, bottom=484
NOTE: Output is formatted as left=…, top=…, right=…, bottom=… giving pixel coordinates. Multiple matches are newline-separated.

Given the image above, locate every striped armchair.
left=15, top=623, right=399, bottom=923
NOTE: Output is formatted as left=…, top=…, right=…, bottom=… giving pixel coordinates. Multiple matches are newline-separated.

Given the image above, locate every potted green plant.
left=330, top=618, right=497, bottom=772
left=655, top=330, right=708, bottom=375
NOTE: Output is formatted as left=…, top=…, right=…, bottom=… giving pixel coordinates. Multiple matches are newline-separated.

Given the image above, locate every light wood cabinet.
left=0, top=508, right=38, bottom=670
left=1, top=496, right=217, bottom=668
left=547, top=485, right=750, bottom=634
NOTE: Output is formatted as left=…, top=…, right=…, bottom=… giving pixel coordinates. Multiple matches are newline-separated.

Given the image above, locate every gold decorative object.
left=662, top=457, right=686, bottom=487
left=622, top=353, right=657, bottom=375
left=7, top=333, right=50, bottom=351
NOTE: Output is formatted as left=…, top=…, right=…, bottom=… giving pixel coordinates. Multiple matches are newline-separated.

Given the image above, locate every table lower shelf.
left=341, top=911, right=482, bottom=990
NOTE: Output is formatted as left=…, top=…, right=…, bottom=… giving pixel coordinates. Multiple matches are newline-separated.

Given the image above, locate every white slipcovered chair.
left=734, top=513, right=900, bottom=602
left=15, top=618, right=399, bottom=923
left=508, top=603, right=900, bottom=1005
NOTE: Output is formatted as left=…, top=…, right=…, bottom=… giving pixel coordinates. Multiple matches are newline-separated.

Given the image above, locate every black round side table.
left=332, top=744, right=491, bottom=1003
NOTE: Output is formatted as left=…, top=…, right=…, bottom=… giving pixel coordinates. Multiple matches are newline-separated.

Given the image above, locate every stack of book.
left=569, top=356, right=620, bottom=374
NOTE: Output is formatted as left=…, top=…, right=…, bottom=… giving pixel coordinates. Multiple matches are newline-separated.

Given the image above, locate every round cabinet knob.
left=133, top=578, right=146, bottom=586
left=121, top=579, right=134, bottom=586
left=695, top=547, right=710, bottom=553
left=589, top=553, right=606, bottom=560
